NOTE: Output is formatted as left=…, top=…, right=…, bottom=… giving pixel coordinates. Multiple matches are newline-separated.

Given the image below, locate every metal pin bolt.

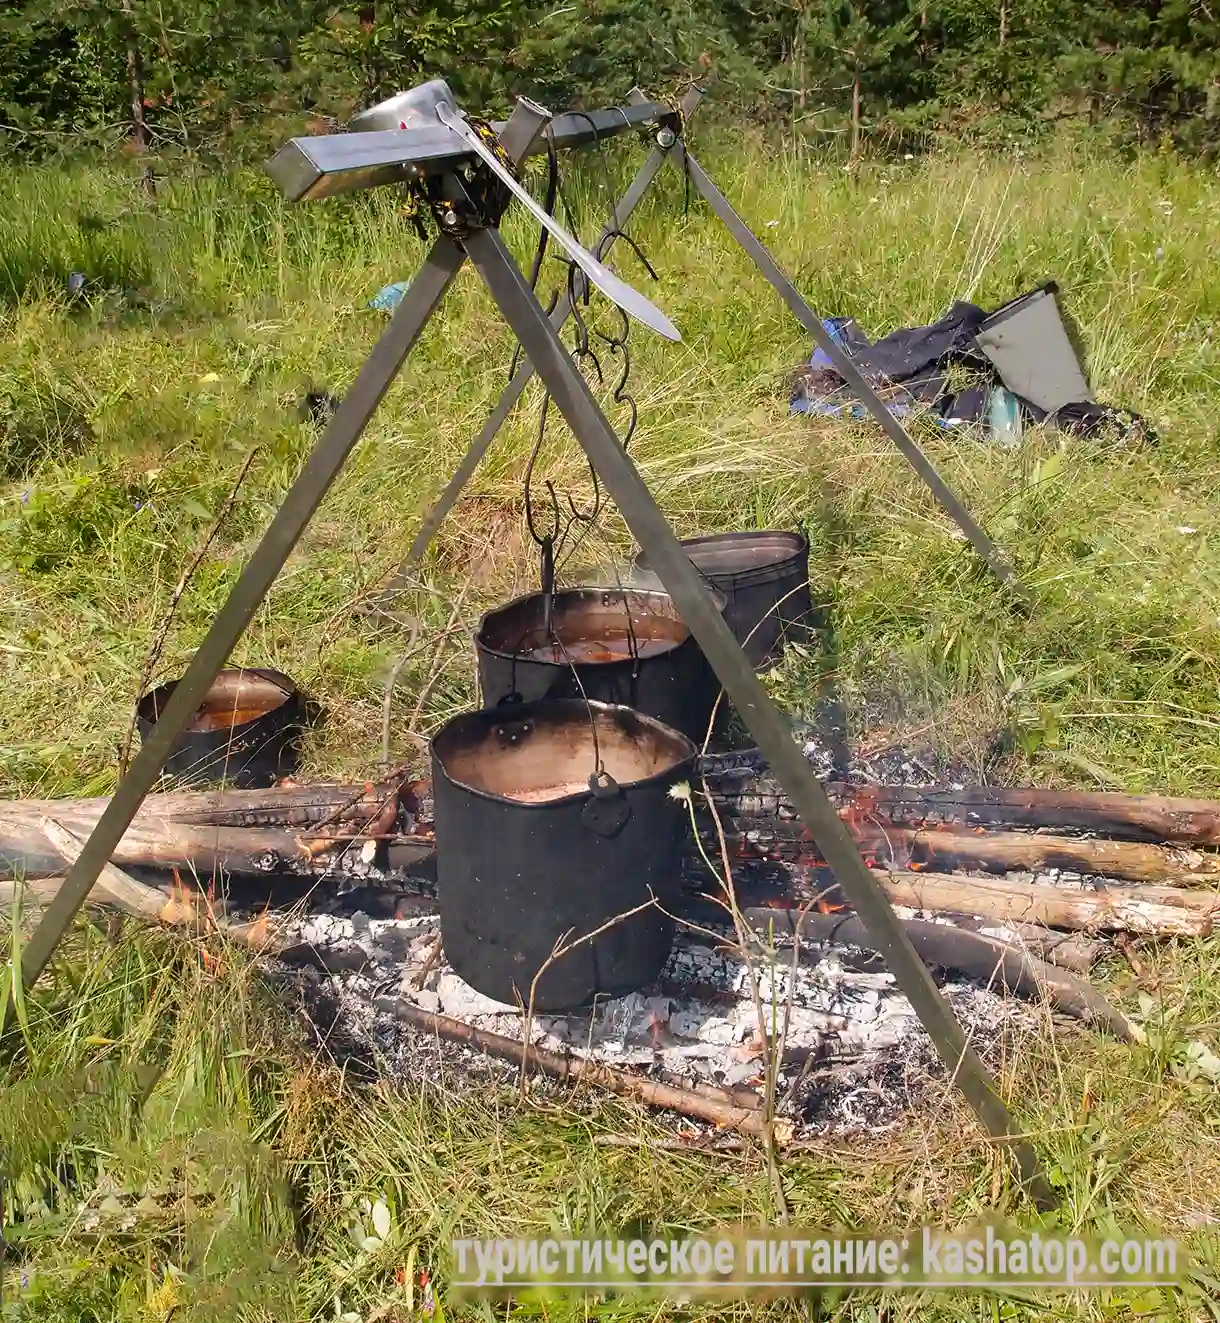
left=442, top=209, right=459, bottom=227
left=657, top=127, right=676, bottom=149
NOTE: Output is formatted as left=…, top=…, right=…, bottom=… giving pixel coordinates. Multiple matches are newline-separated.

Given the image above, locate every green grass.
left=2, top=128, right=1220, bottom=1319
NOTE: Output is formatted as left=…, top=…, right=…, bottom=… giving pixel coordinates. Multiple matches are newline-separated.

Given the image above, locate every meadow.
left=1, top=127, right=1220, bottom=1320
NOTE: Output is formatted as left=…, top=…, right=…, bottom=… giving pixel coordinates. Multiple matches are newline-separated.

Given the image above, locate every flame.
left=839, top=785, right=881, bottom=837
left=815, top=896, right=847, bottom=915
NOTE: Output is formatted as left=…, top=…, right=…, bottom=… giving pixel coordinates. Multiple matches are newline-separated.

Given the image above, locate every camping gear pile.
left=790, top=282, right=1154, bottom=445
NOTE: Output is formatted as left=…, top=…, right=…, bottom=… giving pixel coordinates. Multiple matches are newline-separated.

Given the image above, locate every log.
left=395, top=1001, right=788, bottom=1140
left=741, top=908, right=1135, bottom=1041
left=720, top=818, right=1220, bottom=886
left=870, top=870, right=1217, bottom=937
left=41, top=817, right=171, bottom=920
left=710, top=776, right=1220, bottom=846
left=682, top=856, right=1106, bottom=972
left=19, top=829, right=295, bottom=956
left=860, top=825, right=1220, bottom=886
left=717, top=859, right=1218, bottom=936
left=6, top=780, right=412, bottom=831
left=0, top=804, right=435, bottom=882
left=922, top=917, right=1104, bottom=975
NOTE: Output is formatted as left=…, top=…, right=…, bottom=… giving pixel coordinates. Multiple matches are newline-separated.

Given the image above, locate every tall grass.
left=2, top=131, right=1220, bottom=1319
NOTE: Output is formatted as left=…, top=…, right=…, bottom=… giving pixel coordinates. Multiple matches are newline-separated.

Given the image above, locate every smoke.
left=567, top=558, right=660, bottom=593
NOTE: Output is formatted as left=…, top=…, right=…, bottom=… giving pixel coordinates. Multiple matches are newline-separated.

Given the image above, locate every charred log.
left=709, top=776, right=1220, bottom=847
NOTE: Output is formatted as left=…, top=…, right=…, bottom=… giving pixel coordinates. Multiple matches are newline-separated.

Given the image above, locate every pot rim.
left=634, top=528, right=810, bottom=576
left=474, top=585, right=726, bottom=662
left=137, top=666, right=300, bottom=732
left=431, top=697, right=698, bottom=810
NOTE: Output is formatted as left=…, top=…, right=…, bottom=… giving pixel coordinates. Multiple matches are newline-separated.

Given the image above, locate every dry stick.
left=689, top=771, right=792, bottom=1223
left=118, top=447, right=261, bottom=777
left=652, top=1071, right=763, bottom=1112
left=407, top=568, right=482, bottom=740
left=381, top=616, right=423, bottom=767
left=395, top=1001, right=780, bottom=1139
left=689, top=595, right=827, bottom=1227
left=520, top=897, right=662, bottom=1098
left=593, top=1135, right=752, bottom=1153
left=409, top=932, right=443, bottom=991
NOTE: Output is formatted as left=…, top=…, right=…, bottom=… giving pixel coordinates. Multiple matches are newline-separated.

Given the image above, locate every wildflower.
left=668, top=781, right=691, bottom=803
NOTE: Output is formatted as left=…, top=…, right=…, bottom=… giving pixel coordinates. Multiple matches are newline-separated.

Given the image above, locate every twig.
left=382, top=616, right=423, bottom=766
left=685, top=777, right=793, bottom=1223
left=119, top=447, right=261, bottom=776
left=409, top=933, right=443, bottom=991
left=520, top=897, right=661, bottom=1097
left=407, top=572, right=481, bottom=738
left=593, top=1134, right=750, bottom=1153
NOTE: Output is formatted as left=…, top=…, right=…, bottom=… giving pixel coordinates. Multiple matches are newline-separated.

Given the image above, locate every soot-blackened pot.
left=475, top=586, right=725, bottom=746
left=136, top=666, right=312, bottom=789
left=430, top=698, right=697, bottom=1011
left=634, top=530, right=814, bottom=670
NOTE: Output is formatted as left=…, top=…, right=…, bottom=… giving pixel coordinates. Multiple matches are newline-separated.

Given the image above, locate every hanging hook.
left=523, top=392, right=562, bottom=550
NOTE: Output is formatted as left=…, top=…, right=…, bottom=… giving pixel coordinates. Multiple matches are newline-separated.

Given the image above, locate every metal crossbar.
left=267, top=99, right=677, bottom=202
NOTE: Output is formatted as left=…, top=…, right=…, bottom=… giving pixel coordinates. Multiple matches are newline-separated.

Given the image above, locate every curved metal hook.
left=595, top=227, right=661, bottom=284
left=597, top=335, right=638, bottom=451
left=523, top=393, right=562, bottom=548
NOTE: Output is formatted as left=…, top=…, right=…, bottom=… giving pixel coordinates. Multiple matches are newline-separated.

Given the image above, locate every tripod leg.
left=464, top=221, right=1053, bottom=1209
left=676, top=146, right=1027, bottom=605
left=5, top=238, right=466, bottom=1013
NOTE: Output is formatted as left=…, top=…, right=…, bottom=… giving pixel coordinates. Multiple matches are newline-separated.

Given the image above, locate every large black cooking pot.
left=475, top=586, right=726, bottom=747
left=634, top=530, right=814, bottom=670
left=430, top=699, right=697, bottom=1011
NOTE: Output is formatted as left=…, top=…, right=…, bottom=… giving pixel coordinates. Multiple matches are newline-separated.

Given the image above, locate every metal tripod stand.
left=7, top=86, right=1049, bottom=1206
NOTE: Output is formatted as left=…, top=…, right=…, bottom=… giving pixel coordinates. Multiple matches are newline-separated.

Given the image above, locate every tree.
left=799, top=0, right=918, bottom=154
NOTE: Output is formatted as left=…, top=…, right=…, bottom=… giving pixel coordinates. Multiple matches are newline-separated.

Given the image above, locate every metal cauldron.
left=430, top=698, right=696, bottom=1011
left=475, top=585, right=726, bottom=746
left=634, top=530, right=814, bottom=670
left=136, top=666, right=313, bottom=788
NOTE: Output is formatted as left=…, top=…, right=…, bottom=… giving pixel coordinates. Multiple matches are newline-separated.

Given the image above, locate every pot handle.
left=580, top=769, right=631, bottom=837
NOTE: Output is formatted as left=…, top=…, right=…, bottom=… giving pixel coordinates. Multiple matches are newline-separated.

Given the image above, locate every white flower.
left=668, top=781, right=692, bottom=803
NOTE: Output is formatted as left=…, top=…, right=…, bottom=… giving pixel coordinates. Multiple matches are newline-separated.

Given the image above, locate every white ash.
left=264, top=892, right=1027, bottom=1134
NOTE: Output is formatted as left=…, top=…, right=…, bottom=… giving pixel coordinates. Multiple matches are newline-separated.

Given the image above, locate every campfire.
left=9, top=725, right=1218, bottom=1141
